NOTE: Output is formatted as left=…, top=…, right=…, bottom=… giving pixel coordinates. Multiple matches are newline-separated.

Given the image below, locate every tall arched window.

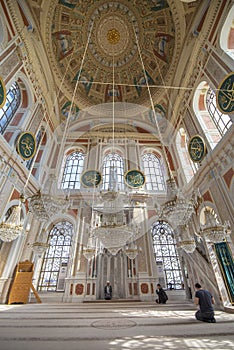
left=152, top=220, right=182, bottom=289
left=220, top=5, right=234, bottom=59
left=0, top=82, right=21, bottom=134
left=193, top=82, right=232, bottom=149
left=61, top=150, right=85, bottom=189
left=102, top=152, right=124, bottom=191
left=142, top=152, right=166, bottom=191
left=176, top=127, right=197, bottom=183
left=38, top=221, right=73, bottom=291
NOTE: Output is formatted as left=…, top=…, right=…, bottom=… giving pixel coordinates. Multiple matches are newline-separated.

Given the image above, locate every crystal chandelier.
left=125, top=242, right=138, bottom=259
left=176, top=224, right=196, bottom=253
left=161, top=177, right=196, bottom=227
left=199, top=209, right=231, bottom=243
left=92, top=224, right=134, bottom=252
left=28, top=190, right=70, bottom=222
left=83, top=235, right=96, bottom=260
left=28, top=174, right=70, bottom=222
left=0, top=204, right=23, bottom=242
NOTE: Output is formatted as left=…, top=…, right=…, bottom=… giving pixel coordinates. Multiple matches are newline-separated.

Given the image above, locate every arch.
left=60, top=149, right=85, bottom=189
left=151, top=220, right=183, bottom=289
left=141, top=150, right=166, bottom=191
left=37, top=220, right=74, bottom=291
left=102, top=151, right=125, bottom=191
left=193, top=81, right=232, bottom=149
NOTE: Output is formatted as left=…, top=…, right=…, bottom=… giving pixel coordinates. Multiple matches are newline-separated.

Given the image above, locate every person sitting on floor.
left=194, top=282, right=216, bottom=323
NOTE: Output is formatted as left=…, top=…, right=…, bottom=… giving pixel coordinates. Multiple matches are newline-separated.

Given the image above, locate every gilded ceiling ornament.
left=107, top=28, right=120, bottom=44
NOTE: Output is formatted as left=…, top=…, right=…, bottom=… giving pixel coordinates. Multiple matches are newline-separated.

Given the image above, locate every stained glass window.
left=152, top=220, right=182, bottom=289
left=61, top=151, right=84, bottom=189
left=142, top=153, right=166, bottom=191
left=102, top=152, right=124, bottom=191
left=38, top=221, right=73, bottom=291
left=0, top=82, right=21, bottom=134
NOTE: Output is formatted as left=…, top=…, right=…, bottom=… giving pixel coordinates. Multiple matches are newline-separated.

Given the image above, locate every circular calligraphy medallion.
left=188, top=135, right=207, bottom=163
left=81, top=170, right=102, bottom=187
left=216, top=72, right=234, bottom=114
left=17, top=132, right=36, bottom=160
left=0, top=76, right=6, bottom=108
left=125, top=169, right=145, bottom=188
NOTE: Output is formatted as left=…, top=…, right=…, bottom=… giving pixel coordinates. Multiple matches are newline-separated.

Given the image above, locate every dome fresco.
left=50, top=0, right=176, bottom=108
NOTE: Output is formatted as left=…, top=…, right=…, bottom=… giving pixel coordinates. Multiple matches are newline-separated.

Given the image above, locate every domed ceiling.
left=47, top=0, right=179, bottom=111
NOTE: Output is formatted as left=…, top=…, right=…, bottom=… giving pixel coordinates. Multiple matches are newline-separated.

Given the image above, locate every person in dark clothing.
left=194, top=282, right=216, bottom=323
left=104, top=281, right=112, bottom=300
left=155, top=283, right=168, bottom=304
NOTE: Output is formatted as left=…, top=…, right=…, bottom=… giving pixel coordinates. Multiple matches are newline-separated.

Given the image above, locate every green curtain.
left=215, top=242, right=234, bottom=304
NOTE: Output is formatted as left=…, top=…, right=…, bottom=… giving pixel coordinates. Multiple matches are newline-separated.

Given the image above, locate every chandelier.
left=199, top=209, right=231, bottom=243
left=92, top=224, right=134, bottom=253
left=176, top=224, right=196, bottom=253
left=28, top=190, right=70, bottom=222
left=161, top=177, right=196, bottom=227
left=0, top=204, right=23, bottom=242
left=125, top=242, right=138, bottom=259
left=83, top=235, right=96, bottom=260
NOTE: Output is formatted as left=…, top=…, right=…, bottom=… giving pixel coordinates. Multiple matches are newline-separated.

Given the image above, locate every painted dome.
left=48, top=0, right=177, bottom=109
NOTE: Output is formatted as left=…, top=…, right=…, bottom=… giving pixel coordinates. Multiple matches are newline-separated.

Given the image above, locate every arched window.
left=102, top=152, right=124, bottom=191
left=142, top=152, right=166, bottom=191
left=38, top=221, right=73, bottom=291
left=61, top=150, right=85, bottom=189
left=193, top=82, right=232, bottom=149
left=0, top=82, right=21, bottom=134
left=220, top=5, right=234, bottom=59
left=176, top=127, right=197, bottom=182
left=152, top=220, right=182, bottom=289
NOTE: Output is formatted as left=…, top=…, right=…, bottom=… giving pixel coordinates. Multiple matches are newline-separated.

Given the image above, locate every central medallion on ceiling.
left=97, top=16, right=128, bottom=57
left=107, top=28, right=120, bottom=45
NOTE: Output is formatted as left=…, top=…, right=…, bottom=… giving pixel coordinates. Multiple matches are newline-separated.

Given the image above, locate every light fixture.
left=199, top=208, right=231, bottom=243
left=83, top=235, right=96, bottom=260
left=92, top=224, right=134, bottom=252
left=125, top=242, right=138, bottom=259
left=161, top=177, right=196, bottom=228
left=0, top=204, right=23, bottom=242
left=27, top=175, right=70, bottom=222
left=176, top=224, right=196, bottom=253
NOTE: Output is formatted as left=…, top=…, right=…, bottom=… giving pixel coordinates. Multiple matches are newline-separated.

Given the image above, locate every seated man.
left=104, top=281, right=112, bottom=300
left=194, top=282, right=216, bottom=323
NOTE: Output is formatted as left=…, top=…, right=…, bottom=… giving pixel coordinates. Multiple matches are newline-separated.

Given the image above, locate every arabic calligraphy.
left=217, top=73, right=234, bottom=114
left=125, top=170, right=145, bottom=188
left=188, top=135, right=206, bottom=163
left=0, top=77, right=6, bottom=108
left=17, top=132, right=36, bottom=160
left=81, top=170, right=101, bottom=187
